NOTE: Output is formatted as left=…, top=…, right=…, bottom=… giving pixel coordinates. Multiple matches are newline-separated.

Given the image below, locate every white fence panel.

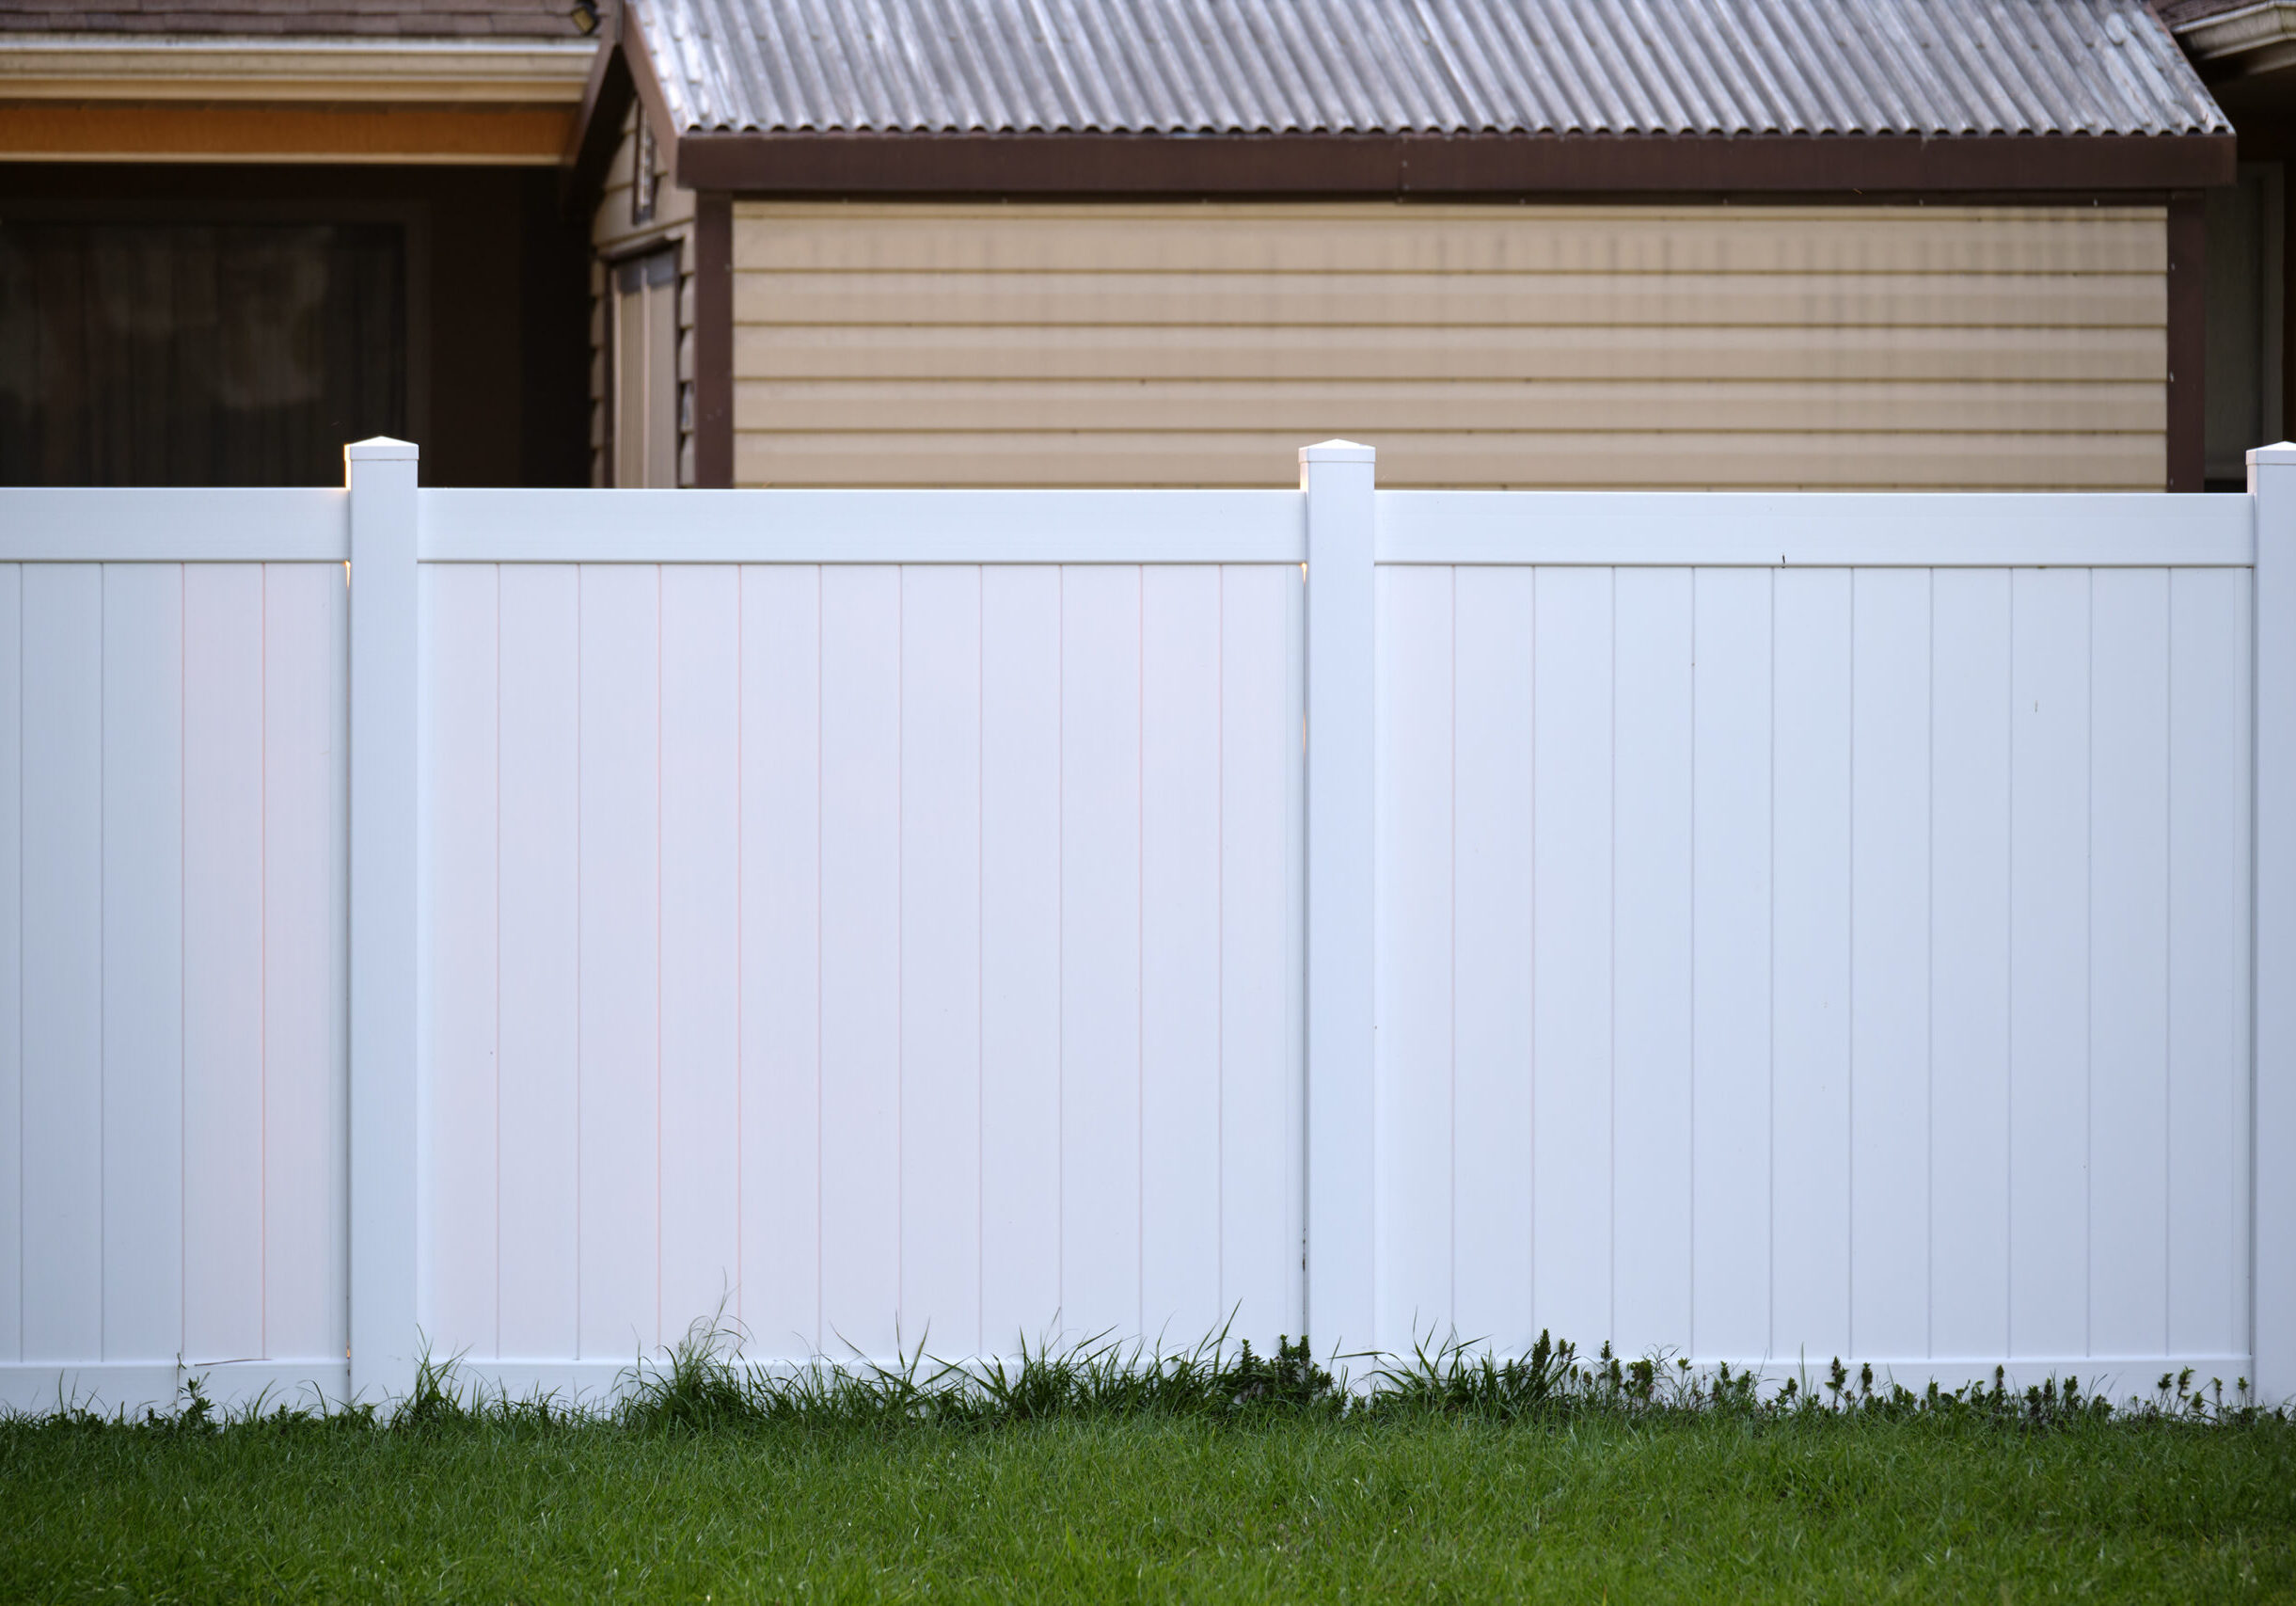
left=0, top=509, right=351, bottom=1411
left=1370, top=534, right=2254, bottom=1388
left=418, top=552, right=1306, bottom=1381
left=5, top=458, right=2287, bottom=1413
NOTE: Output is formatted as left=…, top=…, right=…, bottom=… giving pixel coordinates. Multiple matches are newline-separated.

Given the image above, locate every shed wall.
left=729, top=201, right=2169, bottom=490
left=591, top=111, right=696, bottom=486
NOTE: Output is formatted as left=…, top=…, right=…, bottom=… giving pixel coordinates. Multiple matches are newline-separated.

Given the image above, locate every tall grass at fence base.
left=593, top=1320, right=2283, bottom=1434
left=32, top=1316, right=2271, bottom=1437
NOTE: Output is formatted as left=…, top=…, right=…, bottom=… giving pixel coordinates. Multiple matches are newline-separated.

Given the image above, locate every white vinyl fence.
left=1, top=438, right=2290, bottom=1414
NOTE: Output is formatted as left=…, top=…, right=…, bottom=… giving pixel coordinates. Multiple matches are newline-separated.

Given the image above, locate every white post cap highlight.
left=1300, top=439, right=1376, bottom=464
left=345, top=437, right=420, bottom=462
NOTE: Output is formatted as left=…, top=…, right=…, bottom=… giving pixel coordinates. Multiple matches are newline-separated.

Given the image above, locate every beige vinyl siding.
left=730, top=201, right=2168, bottom=490
left=590, top=108, right=696, bottom=486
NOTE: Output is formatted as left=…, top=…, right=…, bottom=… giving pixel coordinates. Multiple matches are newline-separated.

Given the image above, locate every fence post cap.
left=1300, top=439, right=1376, bottom=465
left=2251, top=442, right=2296, bottom=468
left=345, top=437, right=420, bottom=463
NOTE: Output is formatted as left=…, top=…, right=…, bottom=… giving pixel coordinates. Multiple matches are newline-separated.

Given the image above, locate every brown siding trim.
left=692, top=191, right=735, bottom=487
left=2167, top=188, right=2207, bottom=493
left=675, top=129, right=2235, bottom=196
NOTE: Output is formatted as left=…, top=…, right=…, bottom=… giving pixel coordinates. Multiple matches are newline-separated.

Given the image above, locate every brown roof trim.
left=671, top=127, right=2236, bottom=195
left=560, top=25, right=633, bottom=214
left=562, top=3, right=685, bottom=215
left=618, top=5, right=682, bottom=170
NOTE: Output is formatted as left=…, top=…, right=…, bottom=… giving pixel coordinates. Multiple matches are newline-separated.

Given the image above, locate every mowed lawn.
left=5, top=1404, right=2292, bottom=1603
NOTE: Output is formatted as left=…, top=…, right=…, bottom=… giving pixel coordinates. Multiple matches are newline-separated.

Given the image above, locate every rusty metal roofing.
left=635, top=0, right=2228, bottom=137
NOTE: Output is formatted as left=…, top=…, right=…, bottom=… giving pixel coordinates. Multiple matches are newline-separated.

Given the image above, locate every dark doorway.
left=0, top=166, right=590, bottom=488
left=0, top=220, right=408, bottom=485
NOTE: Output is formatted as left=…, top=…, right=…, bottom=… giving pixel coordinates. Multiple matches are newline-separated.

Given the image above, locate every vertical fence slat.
left=1929, top=568, right=2014, bottom=1362
left=497, top=564, right=580, bottom=1361
left=1531, top=566, right=1614, bottom=1349
left=265, top=563, right=350, bottom=1364
left=739, top=564, right=821, bottom=1360
left=101, top=564, right=184, bottom=1363
left=1848, top=568, right=1932, bottom=1361
left=1374, top=564, right=1453, bottom=1352
left=576, top=564, right=660, bottom=1360
left=2088, top=569, right=2173, bottom=1360
left=1690, top=568, right=1773, bottom=1362
left=819, top=565, right=901, bottom=1358
left=2167, top=566, right=2252, bottom=1362
left=2009, top=568, right=2092, bottom=1359
left=22, top=564, right=103, bottom=1362
left=898, top=564, right=983, bottom=1351
left=660, top=566, right=741, bottom=1344
left=421, top=564, right=500, bottom=1359
left=1141, top=564, right=1222, bottom=1342
left=1451, top=565, right=1533, bottom=1349
left=182, top=565, right=265, bottom=1364
left=1610, top=567, right=1695, bottom=1360
left=0, top=567, right=18, bottom=1365
left=980, top=565, right=1061, bottom=1353
left=739, top=564, right=824, bottom=1359
left=1771, top=569, right=1853, bottom=1364
left=1218, top=564, right=1305, bottom=1344
left=1060, top=564, right=1144, bottom=1341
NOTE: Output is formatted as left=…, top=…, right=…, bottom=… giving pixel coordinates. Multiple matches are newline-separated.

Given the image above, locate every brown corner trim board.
left=670, top=129, right=2237, bottom=197
left=691, top=193, right=734, bottom=488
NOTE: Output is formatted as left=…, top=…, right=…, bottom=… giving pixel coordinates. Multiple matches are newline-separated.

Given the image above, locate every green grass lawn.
left=5, top=1345, right=2292, bottom=1603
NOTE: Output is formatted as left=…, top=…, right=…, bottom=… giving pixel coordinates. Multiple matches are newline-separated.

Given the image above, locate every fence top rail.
left=0, top=485, right=2257, bottom=570
left=1378, top=490, right=2256, bottom=568
left=0, top=487, right=348, bottom=561
left=419, top=487, right=1309, bottom=564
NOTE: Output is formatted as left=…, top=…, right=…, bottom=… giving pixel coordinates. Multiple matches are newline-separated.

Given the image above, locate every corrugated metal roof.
left=636, top=0, right=2228, bottom=137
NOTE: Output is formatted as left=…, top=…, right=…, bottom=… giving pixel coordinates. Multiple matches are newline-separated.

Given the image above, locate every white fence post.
left=2254, top=442, right=2296, bottom=1405
left=1302, top=440, right=1378, bottom=1359
left=346, top=437, right=420, bottom=1408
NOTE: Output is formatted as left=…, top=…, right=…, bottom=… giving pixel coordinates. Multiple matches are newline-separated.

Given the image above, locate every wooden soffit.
left=0, top=35, right=595, bottom=163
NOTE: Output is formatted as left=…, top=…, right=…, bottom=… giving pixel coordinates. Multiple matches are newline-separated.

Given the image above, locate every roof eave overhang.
left=2173, top=0, right=2296, bottom=82
left=0, top=35, right=598, bottom=103
left=667, top=127, right=2237, bottom=197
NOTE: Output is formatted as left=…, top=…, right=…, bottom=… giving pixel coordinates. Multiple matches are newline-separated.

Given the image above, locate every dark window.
left=632, top=119, right=658, bottom=228
left=0, top=221, right=406, bottom=485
